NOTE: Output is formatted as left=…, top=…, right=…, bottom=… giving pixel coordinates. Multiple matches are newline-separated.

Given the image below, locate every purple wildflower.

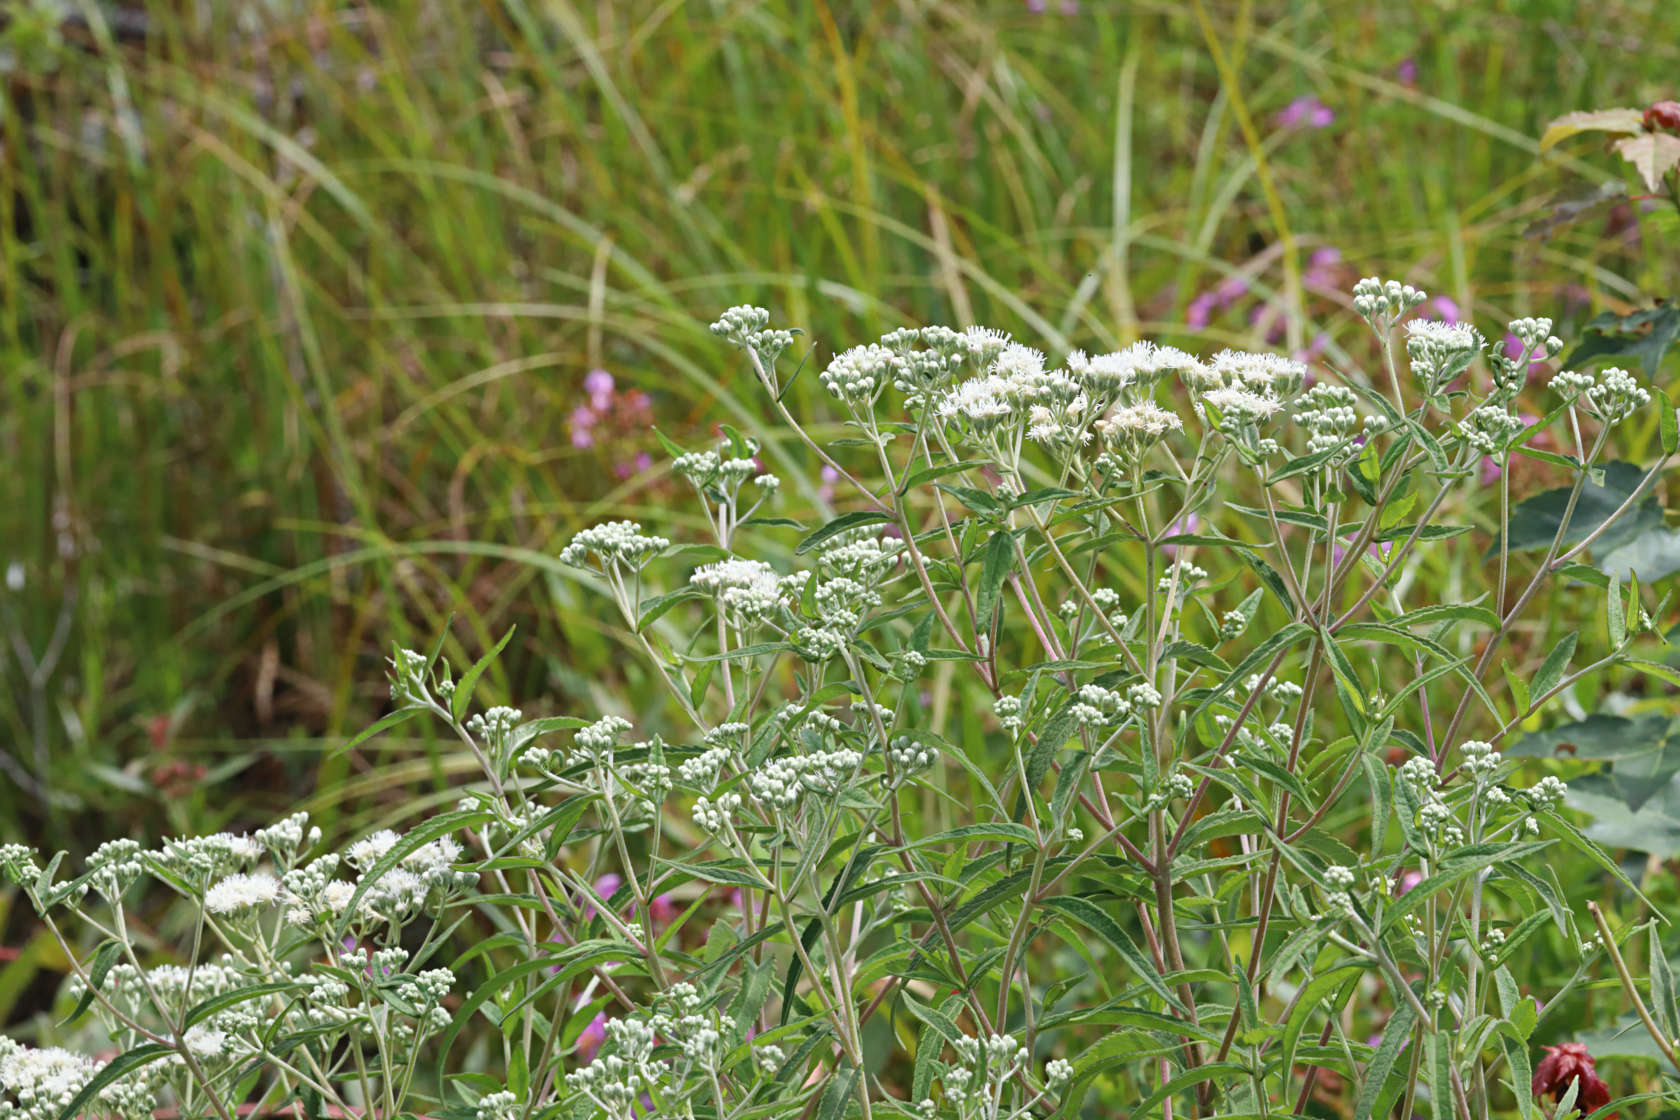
left=1274, top=95, right=1334, bottom=130
left=584, top=368, right=615, bottom=410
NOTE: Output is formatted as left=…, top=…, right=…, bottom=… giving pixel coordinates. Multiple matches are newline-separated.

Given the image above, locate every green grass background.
left=2, top=0, right=1677, bottom=861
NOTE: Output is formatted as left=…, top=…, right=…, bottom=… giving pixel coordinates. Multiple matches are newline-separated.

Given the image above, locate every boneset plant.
left=4, top=278, right=1679, bottom=1120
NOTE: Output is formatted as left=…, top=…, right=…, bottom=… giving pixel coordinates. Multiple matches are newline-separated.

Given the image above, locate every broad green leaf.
left=1503, top=462, right=1661, bottom=557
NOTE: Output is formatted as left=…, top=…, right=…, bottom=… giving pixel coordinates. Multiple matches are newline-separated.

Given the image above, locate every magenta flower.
left=1303, top=247, right=1342, bottom=292
left=584, top=368, right=615, bottom=410
left=569, top=405, right=598, bottom=449
left=1186, top=293, right=1216, bottom=329
left=583, top=874, right=622, bottom=923
left=1274, top=95, right=1334, bottom=130
left=1397, top=869, right=1424, bottom=895
left=1396, top=58, right=1418, bottom=85
left=578, top=1011, right=608, bottom=1062
left=818, top=463, right=840, bottom=503
left=1428, top=295, right=1461, bottom=324
left=649, top=893, right=677, bottom=929
left=1479, top=456, right=1503, bottom=486
left=1162, top=513, right=1200, bottom=557
left=614, top=451, right=653, bottom=480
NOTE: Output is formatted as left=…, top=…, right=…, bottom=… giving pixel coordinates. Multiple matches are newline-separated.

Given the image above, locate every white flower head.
left=1201, top=386, right=1281, bottom=423
left=204, top=871, right=282, bottom=915
left=346, top=829, right=401, bottom=872
left=1209, top=350, right=1306, bottom=397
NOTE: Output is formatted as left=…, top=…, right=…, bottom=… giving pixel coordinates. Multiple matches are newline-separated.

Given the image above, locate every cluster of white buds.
left=749, top=747, right=864, bottom=811
left=475, top=1090, right=521, bottom=1120
left=253, top=811, right=320, bottom=867
left=1127, top=681, right=1163, bottom=710
left=692, top=792, right=741, bottom=833
left=1322, top=864, right=1358, bottom=918
left=87, top=839, right=144, bottom=902
left=1157, top=560, right=1207, bottom=597
left=889, top=734, right=939, bottom=775
left=1352, top=276, right=1427, bottom=323
left=943, top=1032, right=1031, bottom=1113
left=1490, top=317, right=1563, bottom=395
left=560, top=521, right=669, bottom=570
left=1292, top=384, right=1365, bottom=456
left=467, top=706, right=522, bottom=757
left=1460, top=739, right=1502, bottom=780
left=1145, top=770, right=1195, bottom=812
left=1583, top=366, right=1650, bottom=424
left=0, top=844, right=41, bottom=887
left=1463, top=405, right=1527, bottom=454
left=1072, top=683, right=1132, bottom=728
left=994, top=695, right=1024, bottom=733
left=820, top=343, right=898, bottom=407
left=1399, top=757, right=1464, bottom=847
left=1404, top=319, right=1484, bottom=392
left=1526, top=775, right=1568, bottom=813
left=708, top=305, right=795, bottom=370
left=575, top=714, right=632, bottom=760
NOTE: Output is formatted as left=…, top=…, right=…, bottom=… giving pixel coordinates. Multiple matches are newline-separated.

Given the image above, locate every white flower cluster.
left=942, top=1032, right=1032, bottom=1111
left=1292, top=384, right=1366, bottom=456
left=1404, top=319, right=1483, bottom=391
left=889, top=734, right=939, bottom=775
left=282, top=829, right=468, bottom=930
left=692, top=792, right=742, bottom=833
left=1399, top=757, right=1464, bottom=848
left=708, top=305, right=794, bottom=368
left=1583, top=366, right=1650, bottom=424
left=1352, top=276, right=1426, bottom=322
left=749, top=747, right=865, bottom=811
left=1072, top=683, right=1132, bottom=728
left=689, top=558, right=787, bottom=623
left=820, top=343, right=899, bottom=406
left=204, top=871, right=282, bottom=915
left=560, top=520, right=669, bottom=570
left=1463, top=405, right=1526, bottom=454
left=0, top=1039, right=155, bottom=1120
left=1322, top=864, right=1358, bottom=918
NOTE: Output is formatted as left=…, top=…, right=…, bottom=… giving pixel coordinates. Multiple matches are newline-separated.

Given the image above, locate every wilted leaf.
left=1539, top=108, right=1645, bottom=151
left=1614, top=132, right=1680, bottom=191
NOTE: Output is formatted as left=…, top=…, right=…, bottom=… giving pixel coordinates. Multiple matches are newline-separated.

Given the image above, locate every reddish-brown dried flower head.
left=1533, top=1043, right=1615, bottom=1119
left=1645, top=100, right=1680, bottom=134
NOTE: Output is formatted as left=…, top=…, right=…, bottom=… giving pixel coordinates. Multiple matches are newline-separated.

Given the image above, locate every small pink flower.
left=1162, top=513, right=1200, bottom=557
left=578, top=1011, right=608, bottom=1062
left=1274, top=95, right=1334, bottom=130
left=1428, top=295, right=1461, bottom=324
left=650, top=893, right=677, bottom=928
left=1396, top=58, right=1418, bottom=85
left=584, top=368, right=615, bottom=410
left=569, top=405, right=598, bottom=449
left=1479, top=456, right=1503, bottom=486
left=818, top=463, right=840, bottom=503
left=584, top=874, right=622, bottom=923
left=614, top=452, right=653, bottom=480
left=1214, top=275, right=1250, bottom=303
left=1397, top=869, right=1423, bottom=895
left=1186, top=293, right=1216, bottom=329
